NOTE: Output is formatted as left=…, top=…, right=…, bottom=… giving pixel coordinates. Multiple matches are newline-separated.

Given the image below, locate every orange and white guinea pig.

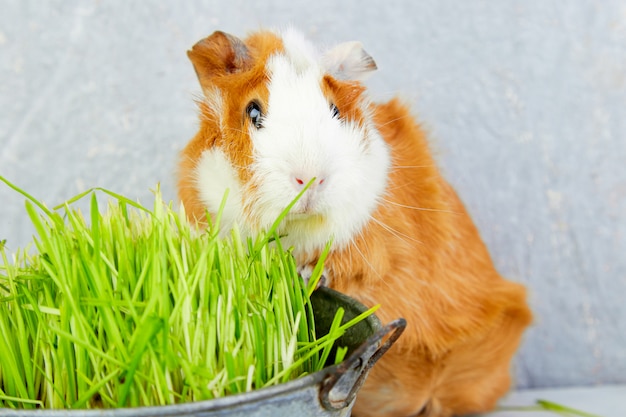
left=178, top=28, right=532, bottom=417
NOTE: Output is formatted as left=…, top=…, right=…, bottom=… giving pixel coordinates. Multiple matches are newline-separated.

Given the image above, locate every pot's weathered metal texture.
left=0, top=287, right=406, bottom=417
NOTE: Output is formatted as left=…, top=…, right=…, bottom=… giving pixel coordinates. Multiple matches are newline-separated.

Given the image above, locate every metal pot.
left=0, top=287, right=405, bottom=417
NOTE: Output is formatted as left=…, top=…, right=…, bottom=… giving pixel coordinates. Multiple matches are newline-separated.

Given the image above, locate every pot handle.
left=320, top=317, right=407, bottom=410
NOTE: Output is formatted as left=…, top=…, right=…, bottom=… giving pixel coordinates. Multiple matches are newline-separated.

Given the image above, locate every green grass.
left=499, top=399, right=604, bottom=417
left=0, top=176, right=377, bottom=409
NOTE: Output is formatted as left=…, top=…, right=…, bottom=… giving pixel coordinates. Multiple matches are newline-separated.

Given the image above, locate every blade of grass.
left=253, top=177, right=317, bottom=253
left=0, top=175, right=54, bottom=218
left=53, top=187, right=150, bottom=213
left=0, top=393, right=43, bottom=407
left=537, top=399, right=603, bottom=417
left=72, top=369, right=120, bottom=409
left=117, top=316, right=164, bottom=407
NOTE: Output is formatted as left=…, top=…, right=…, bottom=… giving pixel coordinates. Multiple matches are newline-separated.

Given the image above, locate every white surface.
left=481, top=385, right=626, bottom=417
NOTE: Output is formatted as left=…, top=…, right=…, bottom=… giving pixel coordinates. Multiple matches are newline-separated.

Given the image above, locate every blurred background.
left=1, top=0, right=625, bottom=396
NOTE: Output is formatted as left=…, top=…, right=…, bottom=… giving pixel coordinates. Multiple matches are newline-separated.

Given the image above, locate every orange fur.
left=178, top=30, right=532, bottom=417
left=329, top=99, right=533, bottom=416
left=321, top=75, right=368, bottom=128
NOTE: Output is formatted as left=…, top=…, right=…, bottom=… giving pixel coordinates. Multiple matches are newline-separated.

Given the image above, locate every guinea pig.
left=177, top=28, right=532, bottom=417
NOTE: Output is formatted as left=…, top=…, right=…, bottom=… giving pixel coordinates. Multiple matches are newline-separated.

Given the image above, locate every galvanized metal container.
left=0, top=287, right=405, bottom=417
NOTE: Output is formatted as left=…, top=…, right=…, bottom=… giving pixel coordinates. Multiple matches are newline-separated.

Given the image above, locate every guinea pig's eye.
left=330, top=103, right=340, bottom=119
left=246, top=101, right=263, bottom=129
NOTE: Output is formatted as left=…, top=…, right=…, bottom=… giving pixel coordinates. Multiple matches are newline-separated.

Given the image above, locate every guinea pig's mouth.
left=284, top=212, right=327, bottom=228
left=285, top=212, right=324, bottom=221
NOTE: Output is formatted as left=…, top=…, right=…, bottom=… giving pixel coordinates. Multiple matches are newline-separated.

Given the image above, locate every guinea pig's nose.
left=293, top=176, right=326, bottom=189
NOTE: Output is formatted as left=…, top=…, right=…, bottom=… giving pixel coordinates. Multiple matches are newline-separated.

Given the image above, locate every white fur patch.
left=194, top=147, right=244, bottom=232
left=243, top=32, right=391, bottom=256
left=279, top=28, right=320, bottom=73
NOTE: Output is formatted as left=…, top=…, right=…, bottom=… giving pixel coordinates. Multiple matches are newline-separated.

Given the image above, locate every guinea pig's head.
left=178, top=29, right=390, bottom=255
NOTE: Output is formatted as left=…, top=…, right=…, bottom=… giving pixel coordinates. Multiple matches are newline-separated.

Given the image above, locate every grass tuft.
left=0, top=176, right=377, bottom=409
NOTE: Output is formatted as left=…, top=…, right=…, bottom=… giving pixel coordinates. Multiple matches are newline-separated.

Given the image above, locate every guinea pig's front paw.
left=297, top=264, right=328, bottom=289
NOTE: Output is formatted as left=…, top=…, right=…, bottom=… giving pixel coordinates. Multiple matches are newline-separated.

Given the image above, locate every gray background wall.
left=1, top=1, right=625, bottom=390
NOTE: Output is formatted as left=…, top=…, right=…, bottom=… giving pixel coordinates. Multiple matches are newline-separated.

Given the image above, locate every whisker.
left=230, top=163, right=250, bottom=171
left=384, top=183, right=418, bottom=193
left=381, top=198, right=460, bottom=214
left=178, top=153, right=195, bottom=163
left=375, top=114, right=413, bottom=129
left=225, top=127, right=249, bottom=136
left=370, top=217, right=424, bottom=246
left=347, top=231, right=392, bottom=290
left=391, top=164, right=436, bottom=170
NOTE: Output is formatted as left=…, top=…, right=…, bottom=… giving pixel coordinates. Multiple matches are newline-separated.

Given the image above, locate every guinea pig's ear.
left=187, top=31, right=251, bottom=87
left=321, top=41, right=377, bottom=82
